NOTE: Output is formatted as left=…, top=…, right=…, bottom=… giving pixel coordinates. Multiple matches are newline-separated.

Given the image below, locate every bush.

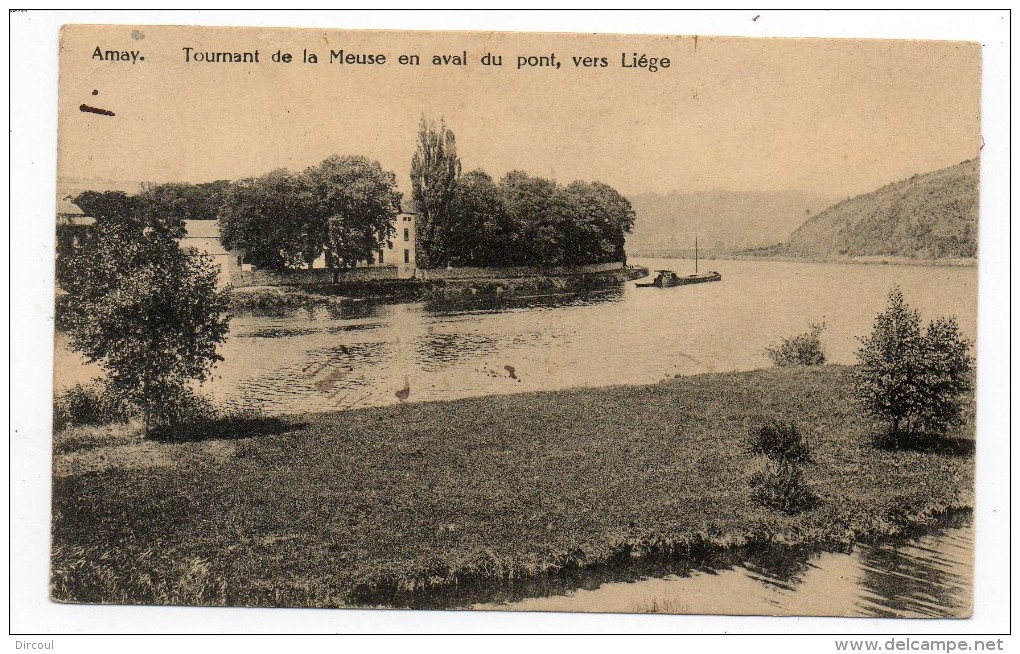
left=53, top=382, right=132, bottom=431
left=748, top=460, right=819, bottom=515
left=148, top=387, right=219, bottom=428
left=855, top=287, right=974, bottom=440
left=765, top=322, right=826, bottom=367
left=745, top=416, right=817, bottom=514
left=745, top=417, right=812, bottom=464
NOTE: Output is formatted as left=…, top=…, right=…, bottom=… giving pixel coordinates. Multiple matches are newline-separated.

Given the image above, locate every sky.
left=58, top=25, right=981, bottom=200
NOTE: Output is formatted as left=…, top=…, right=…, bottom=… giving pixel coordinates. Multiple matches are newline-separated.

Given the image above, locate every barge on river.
left=636, top=269, right=722, bottom=287
left=636, top=235, right=722, bottom=288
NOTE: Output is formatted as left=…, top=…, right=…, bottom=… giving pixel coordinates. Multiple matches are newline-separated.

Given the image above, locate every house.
left=181, top=220, right=245, bottom=287
left=55, top=196, right=96, bottom=253
left=365, top=212, right=417, bottom=279
left=314, top=212, right=418, bottom=279
left=56, top=197, right=242, bottom=288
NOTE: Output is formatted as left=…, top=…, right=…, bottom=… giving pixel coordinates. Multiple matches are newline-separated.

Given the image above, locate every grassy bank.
left=51, top=365, right=973, bottom=608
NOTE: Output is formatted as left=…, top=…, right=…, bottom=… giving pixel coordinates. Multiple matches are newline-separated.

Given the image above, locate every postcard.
left=51, top=23, right=980, bottom=617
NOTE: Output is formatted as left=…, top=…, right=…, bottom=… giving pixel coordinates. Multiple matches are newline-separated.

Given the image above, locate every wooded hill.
left=750, top=159, right=978, bottom=260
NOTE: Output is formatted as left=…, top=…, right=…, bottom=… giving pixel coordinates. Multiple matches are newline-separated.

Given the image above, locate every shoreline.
left=227, top=265, right=650, bottom=309
left=51, top=365, right=973, bottom=609
left=714, top=254, right=977, bottom=268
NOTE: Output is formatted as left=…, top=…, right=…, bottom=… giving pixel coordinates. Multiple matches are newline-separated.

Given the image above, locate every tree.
left=498, top=171, right=567, bottom=266
left=218, top=169, right=318, bottom=269
left=410, top=115, right=461, bottom=268
left=219, top=157, right=401, bottom=272
left=447, top=170, right=512, bottom=267
left=137, top=180, right=231, bottom=222
left=560, top=181, right=635, bottom=265
left=61, top=195, right=230, bottom=435
left=854, top=287, right=973, bottom=441
left=306, top=155, right=401, bottom=271
left=765, top=322, right=826, bottom=367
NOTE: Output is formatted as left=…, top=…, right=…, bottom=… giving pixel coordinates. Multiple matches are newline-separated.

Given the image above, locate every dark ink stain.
left=693, top=35, right=699, bottom=51
left=503, top=365, right=517, bottom=380
left=395, top=378, right=410, bottom=402
left=80, top=104, right=115, bottom=117
left=91, top=89, right=98, bottom=95
left=753, top=14, right=760, bottom=21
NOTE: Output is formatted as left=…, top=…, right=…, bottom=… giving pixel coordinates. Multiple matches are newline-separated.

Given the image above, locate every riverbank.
left=719, top=252, right=976, bottom=268
left=50, top=365, right=973, bottom=609
left=227, top=265, right=649, bottom=311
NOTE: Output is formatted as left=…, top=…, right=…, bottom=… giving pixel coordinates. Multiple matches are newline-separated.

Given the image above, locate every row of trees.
left=68, top=117, right=635, bottom=273
left=218, top=156, right=402, bottom=271
left=411, top=117, right=636, bottom=268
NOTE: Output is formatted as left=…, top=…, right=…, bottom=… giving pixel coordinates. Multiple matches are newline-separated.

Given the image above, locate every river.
left=55, top=258, right=977, bottom=414
left=168, top=257, right=976, bottom=415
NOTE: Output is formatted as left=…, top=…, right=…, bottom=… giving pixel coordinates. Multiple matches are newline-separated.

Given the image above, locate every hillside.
left=625, top=190, right=832, bottom=256
left=761, top=159, right=978, bottom=261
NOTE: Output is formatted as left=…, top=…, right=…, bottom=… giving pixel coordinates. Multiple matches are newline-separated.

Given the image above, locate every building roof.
left=183, top=220, right=222, bottom=239
left=57, top=196, right=85, bottom=216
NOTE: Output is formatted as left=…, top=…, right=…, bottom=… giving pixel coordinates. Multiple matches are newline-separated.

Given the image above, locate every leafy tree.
left=560, top=181, right=635, bottom=265
left=137, top=180, right=231, bottom=222
left=219, top=157, right=400, bottom=272
left=854, top=287, right=973, bottom=441
left=306, top=155, right=401, bottom=271
left=61, top=197, right=230, bottom=435
left=410, top=115, right=461, bottom=268
left=447, top=170, right=512, bottom=267
left=498, top=171, right=567, bottom=266
left=218, top=169, right=318, bottom=269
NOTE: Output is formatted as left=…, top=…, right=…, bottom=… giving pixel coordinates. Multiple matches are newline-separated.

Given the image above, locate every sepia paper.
left=51, top=23, right=981, bottom=618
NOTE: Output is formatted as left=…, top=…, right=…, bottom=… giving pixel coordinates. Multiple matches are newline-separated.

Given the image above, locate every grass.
left=50, top=365, right=974, bottom=609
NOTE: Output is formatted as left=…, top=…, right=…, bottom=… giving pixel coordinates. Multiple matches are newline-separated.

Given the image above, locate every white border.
left=8, top=8, right=1012, bottom=644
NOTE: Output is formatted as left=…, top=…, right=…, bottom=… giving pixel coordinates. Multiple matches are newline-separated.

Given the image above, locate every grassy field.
left=51, top=365, right=974, bottom=608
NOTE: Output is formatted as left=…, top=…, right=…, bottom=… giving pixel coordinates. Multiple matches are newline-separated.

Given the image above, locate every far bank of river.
left=717, top=253, right=977, bottom=268
left=227, top=264, right=649, bottom=309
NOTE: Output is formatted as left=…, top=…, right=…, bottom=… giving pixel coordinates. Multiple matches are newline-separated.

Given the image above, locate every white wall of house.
left=309, top=212, right=417, bottom=279
left=182, top=221, right=243, bottom=287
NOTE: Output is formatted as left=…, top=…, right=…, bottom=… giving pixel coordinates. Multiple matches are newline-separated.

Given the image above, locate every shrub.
left=53, top=381, right=132, bottom=431
left=854, top=287, right=974, bottom=441
left=745, top=416, right=817, bottom=514
left=748, top=460, right=819, bottom=515
left=148, top=387, right=219, bottom=428
left=745, top=417, right=812, bottom=464
left=765, top=322, right=826, bottom=367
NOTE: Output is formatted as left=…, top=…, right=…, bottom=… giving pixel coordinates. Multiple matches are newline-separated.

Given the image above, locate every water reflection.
left=233, top=297, right=383, bottom=322
left=422, top=285, right=625, bottom=316
left=853, top=521, right=973, bottom=618
left=461, top=512, right=972, bottom=617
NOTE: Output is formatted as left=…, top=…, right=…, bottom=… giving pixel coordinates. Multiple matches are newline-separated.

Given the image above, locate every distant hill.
left=748, top=159, right=978, bottom=261
left=57, top=177, right=144, bottom=200
left=625, top=190, right=833, bottom=256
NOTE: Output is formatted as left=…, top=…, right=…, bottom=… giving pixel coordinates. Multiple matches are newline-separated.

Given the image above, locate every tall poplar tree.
left=410, top=115, right=461, bottom=268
